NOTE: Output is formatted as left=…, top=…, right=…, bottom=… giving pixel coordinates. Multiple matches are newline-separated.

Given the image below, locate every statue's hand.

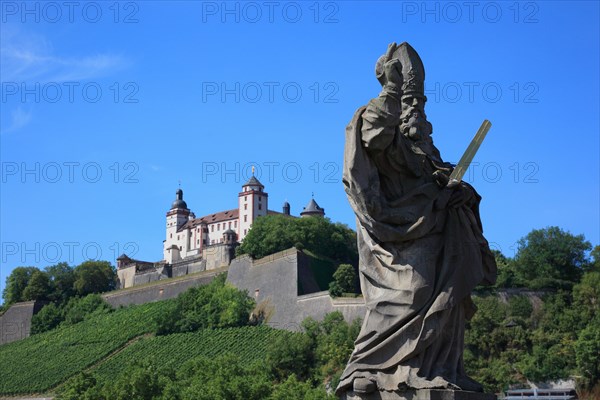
left=433, top=170, right=450, bottom=187
left=381, top=43, right=403, bottom=90
left=447, top=183, right=476, bottom=208
left=383, top=59, right=403, bottom=89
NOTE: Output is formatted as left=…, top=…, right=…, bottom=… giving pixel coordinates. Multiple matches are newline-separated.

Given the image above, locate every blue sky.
left=1, top=1, right=599, bottom=298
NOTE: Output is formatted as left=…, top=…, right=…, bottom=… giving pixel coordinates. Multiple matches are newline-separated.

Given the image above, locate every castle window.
left=229, top=222, right=232, bottom=229
left=177, top=235, right=180, bottom=240
left=197, top=239, right=199, bottom=244
left=211, top=225, right=214, bottom=232
left=244, top=215, right=247, bottom=222
left=244, top=196, right=247, bottom=201
left=259, top=196, right=261, bottom=201
left=244, top=204, right=247, bottom=210
left=170, top=233, right=172, bottom=238
left=258, top=204, right=262, bottom=210
left=244, top=229, right=247, bottom=235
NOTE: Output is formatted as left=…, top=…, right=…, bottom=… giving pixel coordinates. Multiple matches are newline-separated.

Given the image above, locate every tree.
left=266, top=333, right=315, bottom=382
left=590, top=245, right=600, bottom=272
left=237, top=215, right=357, bottom=265
left=302, top=312, right=362, bottom=387
left=492, top=250, right=521, bottom=288
left=270, top=375, right=335, bottom=400
left=22, top=270, right=52, bottom=301
left=513, top=227, right=592, bottom=289
left=73, top=261, right=116, bottom=296
left=55, top=372, right=100, bottom=400
left=31, top=302, right=64, bottom=334
left=174, top=355, right=272, bottom=400
left=45, top=262, right=76, bottom=303
left=573, top=271, right=600, bottom=323
left=62, top=294, right=112, bottom=325
left=575, top=317, right=600, bottom=390
left=329, top=264, right=357, bottom=297
left=101, top=361, right=174, bottom=400
left=155, top=274, right=255, bottom=335
left=2, top=266, right=40, bottom=304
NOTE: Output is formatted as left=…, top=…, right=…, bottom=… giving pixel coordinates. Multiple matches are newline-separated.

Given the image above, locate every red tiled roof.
left=178, top=208, right=239, bottom=232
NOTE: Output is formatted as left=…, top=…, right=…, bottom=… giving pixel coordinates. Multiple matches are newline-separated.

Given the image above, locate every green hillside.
left=92, top=326, right=296, bottom=383
left=0, top=300, right=168, bottom=395
left=0, top=299, right=295, bottom=396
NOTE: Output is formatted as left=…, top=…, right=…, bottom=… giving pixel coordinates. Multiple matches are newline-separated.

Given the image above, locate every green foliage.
left=514, top=226, right=591, bottom=289
left=590, top=245, right=600, bottom=272
left=63, top=294, right=112, bottom=325
left=31, top=302, right=64, bottom=334
left=302, top=312, right=362, bottom=386
left=329, top=264, right=357, bottom=297
left=173, top=354, right=272, bottom=400
left=22, top=270, right=52, bottom=301
left=573, top=271, right=600, bottom=322
left=575, top=317, right=600, bottom=390
left=270, top=374, right=335, bottom=400
left=266, top=332, right=315, bottom=381
left=45, top=262, right=76, bottom=304
left=93, top=325, right=297, bottom=383
left=0, top=301, right=169, bottom=395
left=508, top=296, right=533, bottom=320
left=30, top=294, right=111, bottom=335
left=2, top=266, right=40, bottom=304
left=493, top=250, right=521, bottom=288
left=55, top=372, right=100, bottom=400
left=154, top=274, right=254, bottom=335
left=237, top=214, right=357, bottom=265
left=100, top=361, right=175, bottom=400
left=73, top=261, right=117, bottom=296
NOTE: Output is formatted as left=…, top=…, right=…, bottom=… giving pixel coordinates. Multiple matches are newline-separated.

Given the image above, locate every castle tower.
left=300, top=198, right=325, bottom=218
left=238, top=174, right=268, bottom=240
left=283, top=201, right=291, bottom=216
left=164, top=188, right=190, bottom=260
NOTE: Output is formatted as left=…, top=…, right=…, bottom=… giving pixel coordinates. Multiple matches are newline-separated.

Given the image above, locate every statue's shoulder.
left=347, top=105, right=368, bottom=128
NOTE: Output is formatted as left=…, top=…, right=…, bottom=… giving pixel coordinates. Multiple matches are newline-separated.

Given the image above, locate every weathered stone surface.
left=227, top=248, right=366, bottom=331
left=342, top=389, right=496, bottom=400
left=102, top=268, right=225, bottom=308
left=336, top=41, right=497, bottom=396
left=0, top=300, right=46, bottom=345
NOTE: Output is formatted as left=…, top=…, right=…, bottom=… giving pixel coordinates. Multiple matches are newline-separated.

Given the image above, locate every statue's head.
left=376, top=42, right=431, bottom=141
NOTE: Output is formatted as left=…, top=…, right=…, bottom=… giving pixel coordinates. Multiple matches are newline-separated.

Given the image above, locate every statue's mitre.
left=394, top=42, right=426, bottom=98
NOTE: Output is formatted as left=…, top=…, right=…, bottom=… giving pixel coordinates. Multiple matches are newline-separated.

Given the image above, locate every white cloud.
left=1, top=107, right=33, bottom=134
left=0, top=26, right=129, bottom=82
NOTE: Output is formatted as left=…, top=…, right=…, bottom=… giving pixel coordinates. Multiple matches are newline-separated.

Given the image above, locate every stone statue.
left=336, top=42, right=497, bottom=399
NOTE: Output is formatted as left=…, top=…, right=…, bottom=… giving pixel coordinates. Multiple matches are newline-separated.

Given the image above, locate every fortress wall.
left=227, top=249, right=303, bottom=331
left=0, top=301, right=46, bottom=345
left=227, top=249, right=367, bottom=331
left=102, top=268, right=227, bottom=308
left=171, top=259, right=205, bottom=277
left=117, top=265, right=137, bottom=289
left=296, top=291, right=366, bottom=325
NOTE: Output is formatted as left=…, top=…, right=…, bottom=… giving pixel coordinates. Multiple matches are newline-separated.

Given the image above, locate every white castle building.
left=117, top=175, right=325, bottom=288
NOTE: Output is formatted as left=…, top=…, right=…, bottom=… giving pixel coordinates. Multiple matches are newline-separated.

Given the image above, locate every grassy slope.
left=0, top=299, right=295, bottom=396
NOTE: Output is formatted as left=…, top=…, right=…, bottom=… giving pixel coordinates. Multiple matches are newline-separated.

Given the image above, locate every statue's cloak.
left=336, top=106, right=497, bottom=394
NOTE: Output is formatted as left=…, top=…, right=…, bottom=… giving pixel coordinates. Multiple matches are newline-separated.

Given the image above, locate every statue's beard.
left=400, top=112, right=432, bottom=141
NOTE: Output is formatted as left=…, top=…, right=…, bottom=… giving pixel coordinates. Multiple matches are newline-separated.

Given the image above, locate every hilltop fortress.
left=106, top=177, right=366, bottom=334
left=116, top=175, right=325, bottom=289
left=0, top=177, right=363, bottom=344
